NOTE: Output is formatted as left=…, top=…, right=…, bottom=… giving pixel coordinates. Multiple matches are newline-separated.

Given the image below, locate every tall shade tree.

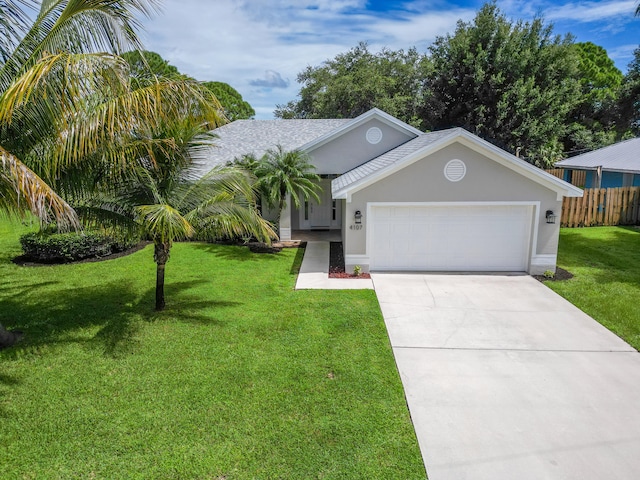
left=619, top=47, right=640, bottom=135
left=203, top=81, right=255, bottom=121
left=275, top=42, right=430, bottom=128
left=120, top=51, right=255, bottom=121
left=254, top=146, right=322, bottom=227
left=424, top=2, right=581, bottom=166
left=80, top=117, right=275, bottom=311
left=121, top=49, right=182, bottom=86
left=565, top=42, right=623, bottom=153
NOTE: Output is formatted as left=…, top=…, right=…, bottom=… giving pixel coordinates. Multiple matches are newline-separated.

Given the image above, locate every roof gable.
left=555, top=138, right=640, bottom=174
left=332, top=128, right=583, bottom=201
left=300, top=108, right=422, bottom=153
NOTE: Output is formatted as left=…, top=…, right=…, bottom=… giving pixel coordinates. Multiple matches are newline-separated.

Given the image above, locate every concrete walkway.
left=294, top=241, right=373, bottom=290
left=373, top=273, right=640, bottom=480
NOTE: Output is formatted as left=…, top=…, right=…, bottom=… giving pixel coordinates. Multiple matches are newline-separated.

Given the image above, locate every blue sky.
left=143, top=0, right=639, bottom=119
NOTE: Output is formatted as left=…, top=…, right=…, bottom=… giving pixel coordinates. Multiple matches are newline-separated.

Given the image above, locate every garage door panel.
left=370, top=205, right=532, bottom=272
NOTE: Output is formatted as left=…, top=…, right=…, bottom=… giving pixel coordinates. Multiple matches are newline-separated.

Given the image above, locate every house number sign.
left=349, top=225, right=363, bottom=230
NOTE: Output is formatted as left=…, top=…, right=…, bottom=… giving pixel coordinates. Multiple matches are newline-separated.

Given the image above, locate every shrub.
left=20, top=231, right=138, bottom=263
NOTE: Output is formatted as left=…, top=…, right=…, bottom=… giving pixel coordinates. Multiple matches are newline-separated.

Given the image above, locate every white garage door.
left=370, top=204, right=532, bottom=271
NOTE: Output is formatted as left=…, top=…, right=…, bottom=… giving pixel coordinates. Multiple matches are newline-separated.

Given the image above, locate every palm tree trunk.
left=154, top=242, right=171, bottom=311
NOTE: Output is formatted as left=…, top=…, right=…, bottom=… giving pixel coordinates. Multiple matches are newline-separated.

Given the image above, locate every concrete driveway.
left=372, top=273, right=640, bottom=480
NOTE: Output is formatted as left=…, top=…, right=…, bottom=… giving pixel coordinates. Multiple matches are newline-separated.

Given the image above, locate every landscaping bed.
left=329, top=241, right=371, bottom=279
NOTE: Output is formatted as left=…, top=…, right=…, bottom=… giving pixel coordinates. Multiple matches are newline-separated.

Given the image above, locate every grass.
left=0, top=218, right=426, bottom=480
left=545, top=226, right=640, bottom=350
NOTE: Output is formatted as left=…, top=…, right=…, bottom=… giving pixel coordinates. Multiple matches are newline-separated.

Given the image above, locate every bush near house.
left=19, top=231, right=138, bottom=263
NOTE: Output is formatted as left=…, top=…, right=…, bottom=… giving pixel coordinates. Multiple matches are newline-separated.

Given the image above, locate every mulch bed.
left=247, top=240, right=305, bottom=253
left=533, top=267, right=574, bottom=282
left=329, top=242, right=371, bottom=279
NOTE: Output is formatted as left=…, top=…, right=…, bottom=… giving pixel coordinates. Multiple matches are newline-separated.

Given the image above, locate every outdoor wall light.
left=545, top=210, right=557, bottom=224
left=354, top=210, right=362, bottom=224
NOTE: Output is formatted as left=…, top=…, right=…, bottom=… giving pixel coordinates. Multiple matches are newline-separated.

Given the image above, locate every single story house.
left=555, top=138, right=640, bottom=189
left=204, top=108, right=582, bottom=275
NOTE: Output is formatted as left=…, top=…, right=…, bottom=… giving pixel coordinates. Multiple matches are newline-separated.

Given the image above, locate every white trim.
left=366, top=201, right=540, bottom=272
left=299, top=108, right=422, bottom=153
left=531, top=254, right=557, bottom=266
left=279, top=227, right=291, bottom=241
left=332, top=128, right=583, bottom=200
left=530, top=254, right=558, bottom=275
left=345, top=254, right=370, bottom=267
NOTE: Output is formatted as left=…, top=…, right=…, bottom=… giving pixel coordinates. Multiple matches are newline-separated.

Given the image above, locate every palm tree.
left=255, top=145, right=322, bottom=227
left=82, top=117, right=276, bottom=311
left=0, top=1, right=225, bottom=340
left=0, top=0, right=220, bottom=229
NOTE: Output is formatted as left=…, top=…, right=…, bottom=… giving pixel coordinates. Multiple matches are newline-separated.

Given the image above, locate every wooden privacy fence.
left=561, top=187, right=640, bottom=227
left=545, top=168, right=587, bottom=188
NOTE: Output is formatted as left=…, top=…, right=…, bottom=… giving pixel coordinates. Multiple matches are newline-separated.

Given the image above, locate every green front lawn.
left=546, top=226, right=640, bottom=350
left=0, top=219, right=425, bottom=479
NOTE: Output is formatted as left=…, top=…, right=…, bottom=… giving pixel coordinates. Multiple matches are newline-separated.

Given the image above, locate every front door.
left=310, top=179, right=332, bottom=228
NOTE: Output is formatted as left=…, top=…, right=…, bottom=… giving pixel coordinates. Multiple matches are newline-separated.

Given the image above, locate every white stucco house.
left=203, top=108, right=583, bottom=275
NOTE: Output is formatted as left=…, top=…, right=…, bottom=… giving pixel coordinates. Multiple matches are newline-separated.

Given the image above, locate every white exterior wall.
left=343, top=143, right=563, bottom=275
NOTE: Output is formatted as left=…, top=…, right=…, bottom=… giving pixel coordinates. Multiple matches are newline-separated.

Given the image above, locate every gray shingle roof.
left=555, top=138, right=640, bottom=173
left=197, top=119, right=351, bottom=172
left=332, top=128, right=459, bottom=194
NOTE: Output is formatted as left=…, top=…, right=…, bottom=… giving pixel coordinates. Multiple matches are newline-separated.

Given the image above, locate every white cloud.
left=543, top=0, right=636, bottom=22
left=607, top=43, right=637, bottom=66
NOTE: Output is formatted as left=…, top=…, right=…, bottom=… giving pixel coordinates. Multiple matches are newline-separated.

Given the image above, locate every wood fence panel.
left=546, top=169, right=564, bottom=179
left=544, top=169, right=587, bottom=187
left=560, top=187, right=640, bottom=227
left=572, top=170, right=586, bottom=187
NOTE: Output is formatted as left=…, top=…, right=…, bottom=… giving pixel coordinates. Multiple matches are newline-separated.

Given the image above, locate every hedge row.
left=20, top=232, right=138, bottom=263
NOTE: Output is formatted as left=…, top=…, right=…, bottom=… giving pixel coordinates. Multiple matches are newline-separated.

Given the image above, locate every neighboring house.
left=203, top=108, right=582, bottom=275
left=555, top=138, right=640, bottom=189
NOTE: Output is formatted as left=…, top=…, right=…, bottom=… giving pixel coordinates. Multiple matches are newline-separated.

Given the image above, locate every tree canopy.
left=276, top=2, right=635, bottom=167
left=619, top=47, right=640, bottom=135
left=121, top=50, right=182, bottom=81
left=275, top=42, right=429, bottom=128
left=203, top=81, right=255, bottom=121
left=423, top=3, right=581, bottom=165
left=122, top=50, right=255, bottom=121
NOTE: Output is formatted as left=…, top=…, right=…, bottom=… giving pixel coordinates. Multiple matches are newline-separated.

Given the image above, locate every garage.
left=370, top=204, right=533, bottom=272
left=332, top=126, right=583, bottom=275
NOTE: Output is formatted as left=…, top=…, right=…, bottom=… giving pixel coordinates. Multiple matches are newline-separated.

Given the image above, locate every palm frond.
left=0, top=0, right=32, bottom=63
left=135, top=203, right=194, bottom=244
left=0, top=145, right=78, bottom=229
left=0, top=0, right=159, bottom=90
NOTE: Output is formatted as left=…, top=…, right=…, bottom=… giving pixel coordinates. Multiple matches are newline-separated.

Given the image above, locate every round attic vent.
left=444, top=159, right=466, bottom=182
left=366, top=127, right=383, bottom=144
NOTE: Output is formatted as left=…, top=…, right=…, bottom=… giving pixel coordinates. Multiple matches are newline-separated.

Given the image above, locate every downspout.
left=596, top=165, right=603, bottom=189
